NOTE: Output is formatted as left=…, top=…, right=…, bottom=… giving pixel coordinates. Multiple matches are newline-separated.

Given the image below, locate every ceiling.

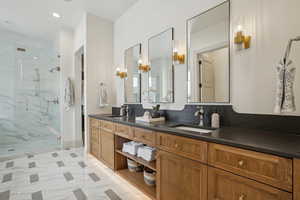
left=0, top=0, right=138, bottom=40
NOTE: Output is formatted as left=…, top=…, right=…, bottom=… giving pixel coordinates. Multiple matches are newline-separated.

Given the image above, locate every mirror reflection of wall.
left=148, top=28, right=174, bottom=103
left=187, top=1, right=230, bottom=103
left=124, top=44, right=141, bottom=103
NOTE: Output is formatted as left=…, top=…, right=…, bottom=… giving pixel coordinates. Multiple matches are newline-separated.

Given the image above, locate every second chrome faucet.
left=194, top=106, right=205, bottom=127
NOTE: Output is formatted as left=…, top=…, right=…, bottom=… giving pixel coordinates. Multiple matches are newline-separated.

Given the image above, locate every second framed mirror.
left=187, top=1, right=230, bottom=103
left=124, top=44, right=142, bottom=103
left=148, top=28, right=174, bottom=103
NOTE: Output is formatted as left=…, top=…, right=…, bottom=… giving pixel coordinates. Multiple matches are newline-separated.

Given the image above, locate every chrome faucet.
left=194, top=106, right=204, bottom=127
left=120, top=105, right=128, bottom=117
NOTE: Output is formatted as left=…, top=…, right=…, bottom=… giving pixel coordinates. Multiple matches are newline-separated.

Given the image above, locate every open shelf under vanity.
left=114, top=134, right=157, bottom=200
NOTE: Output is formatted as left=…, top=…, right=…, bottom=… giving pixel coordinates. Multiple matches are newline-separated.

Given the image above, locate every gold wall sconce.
left=173, top=41, right=185, bottom=64
left=173, top=50, right=185, bottom=64
left=234, top=25, right=251, bottom=49
left=116, top=68, right=128, bottom=79
left=138, top=59, right=151, bottom=73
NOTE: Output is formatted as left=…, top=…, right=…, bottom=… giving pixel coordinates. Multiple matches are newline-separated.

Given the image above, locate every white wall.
left=58, top=28, right=76, bottom=148
left=84, top=14, right=114, bottom=152
left=231, top=0, right=300, bottom=115
left=114, top=0, right=225, bottom=110
left=59, top=13, right=114, bottom=150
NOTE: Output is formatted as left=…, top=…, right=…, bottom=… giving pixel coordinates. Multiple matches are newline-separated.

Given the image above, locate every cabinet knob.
left=238, top=160, right=245, bottom=167
left=174, top=143, right=178, bottom=148
left=239, top=194, right=246, bottom=200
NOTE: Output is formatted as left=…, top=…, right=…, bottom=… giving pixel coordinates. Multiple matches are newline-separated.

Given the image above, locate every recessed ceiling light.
left=52, top=12, right=61, bottom=18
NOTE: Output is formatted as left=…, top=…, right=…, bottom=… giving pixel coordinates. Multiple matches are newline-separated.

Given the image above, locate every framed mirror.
left=148, top=28, right=174, bottom=103
left=187, top=1, right=230, bottom=103
left=124, top=44, right=142, bottom=103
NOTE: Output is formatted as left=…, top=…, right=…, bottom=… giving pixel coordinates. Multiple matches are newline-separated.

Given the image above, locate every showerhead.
left=49, top=66, right=60, bottom=73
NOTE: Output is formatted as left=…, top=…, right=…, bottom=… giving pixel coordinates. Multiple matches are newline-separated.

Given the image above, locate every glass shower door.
left=0, top=31, right=61, bottom=159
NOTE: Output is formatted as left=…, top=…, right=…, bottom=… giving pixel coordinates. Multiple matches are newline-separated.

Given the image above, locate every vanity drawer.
left=115, top=124, right=133, bottom=139
left=208, top=167, right=292, bottom=200
left=157, top=133, right=208, bottom=163
left=90, top=118, right=99, bottom=128
left=100, top=120, right=114, bottom=132
left=208, top=143, right=293, bottom=192
left=133, top=128, right=156, bottom=146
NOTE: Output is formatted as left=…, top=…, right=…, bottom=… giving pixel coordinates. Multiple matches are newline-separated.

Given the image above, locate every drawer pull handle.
left=239, top=194, right=246, bottom=200
left=238, top=160, right=245, bottom=167
left=174, top=143, right=178, bottom=148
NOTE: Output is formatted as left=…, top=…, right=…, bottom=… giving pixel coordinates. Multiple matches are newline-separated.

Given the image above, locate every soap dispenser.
left=211, top=112, right=220, bottom=129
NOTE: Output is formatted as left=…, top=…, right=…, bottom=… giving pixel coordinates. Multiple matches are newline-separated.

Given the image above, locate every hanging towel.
left=274, top=59, right=296, bottom=113
left=64, top=78, right=75, bottom=111
left=99, top=83, right=108, bottom=107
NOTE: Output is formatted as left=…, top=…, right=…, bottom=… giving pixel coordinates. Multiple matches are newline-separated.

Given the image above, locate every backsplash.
left=112, top=104, right=300, bottom=134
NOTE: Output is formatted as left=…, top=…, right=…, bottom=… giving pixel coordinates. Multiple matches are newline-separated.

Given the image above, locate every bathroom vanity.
left=89, top=115, right=300, bottom=200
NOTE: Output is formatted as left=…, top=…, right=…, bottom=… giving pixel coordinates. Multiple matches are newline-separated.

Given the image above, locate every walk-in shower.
left=0, top=29, right=61, bottom=159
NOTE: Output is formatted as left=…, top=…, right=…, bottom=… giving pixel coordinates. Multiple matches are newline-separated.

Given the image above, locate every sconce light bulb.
left=138, top=59, right=143, bottom=65
left=116, top=67, right=120, bottom=72
left=173, top=48, right=178, bottom=53
left=237, top=25, right=243, bottom=32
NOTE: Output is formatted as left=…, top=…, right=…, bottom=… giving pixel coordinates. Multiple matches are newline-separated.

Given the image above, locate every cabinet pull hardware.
left=238, top=160, right=245, bottom=167
left=174, top=143, right=178, bottom=148
left=239, top=194, right=246, bottom=200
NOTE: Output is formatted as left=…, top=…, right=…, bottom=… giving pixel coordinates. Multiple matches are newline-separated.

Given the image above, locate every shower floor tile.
left=0, top=134, right=60, bottom=161
left=0, top=148, right=150, bottom=200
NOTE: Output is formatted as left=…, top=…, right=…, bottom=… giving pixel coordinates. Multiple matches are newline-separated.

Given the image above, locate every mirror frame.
left=186, top=0, right=231, bottom=104
left=124, top=43, right=142, bottom=104
left=147, top=27, right=175, bottom=103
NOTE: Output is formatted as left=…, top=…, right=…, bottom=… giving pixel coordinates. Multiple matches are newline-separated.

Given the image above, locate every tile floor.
left=0, top=148, right=151, bottom=200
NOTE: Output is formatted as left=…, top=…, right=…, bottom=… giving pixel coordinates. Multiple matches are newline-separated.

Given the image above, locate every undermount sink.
left=175, top=126, right=213, bottom=133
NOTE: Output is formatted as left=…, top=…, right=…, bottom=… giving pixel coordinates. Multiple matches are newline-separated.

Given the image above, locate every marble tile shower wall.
left=0, top=30, right=61, bottom=158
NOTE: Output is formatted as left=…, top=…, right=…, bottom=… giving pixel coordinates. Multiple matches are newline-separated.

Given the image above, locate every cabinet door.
left=90, top=127, right=100, bottom=158
left=208, top=167, right=292, bottom=200
left=157, top=150, right=207, bottom=200
left=100, top=129, right=115, bottom=169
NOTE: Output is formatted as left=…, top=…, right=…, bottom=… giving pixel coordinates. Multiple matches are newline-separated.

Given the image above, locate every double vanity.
left=89, top=114, right=300, bottom=200
left=90, top=0, right=300, bottom=199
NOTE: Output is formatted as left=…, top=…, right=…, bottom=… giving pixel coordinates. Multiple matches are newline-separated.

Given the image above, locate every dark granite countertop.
left=89, top=114, right=300, bottom=159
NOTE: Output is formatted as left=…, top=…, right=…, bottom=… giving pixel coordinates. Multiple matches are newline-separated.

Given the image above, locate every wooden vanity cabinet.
left=89, top=118, right=115, bottom=169
left=88, top=118, right=298, bottom=200
left=208, top=167, right=292, bottom=200
left=157, top=150, right=207, bottom=200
